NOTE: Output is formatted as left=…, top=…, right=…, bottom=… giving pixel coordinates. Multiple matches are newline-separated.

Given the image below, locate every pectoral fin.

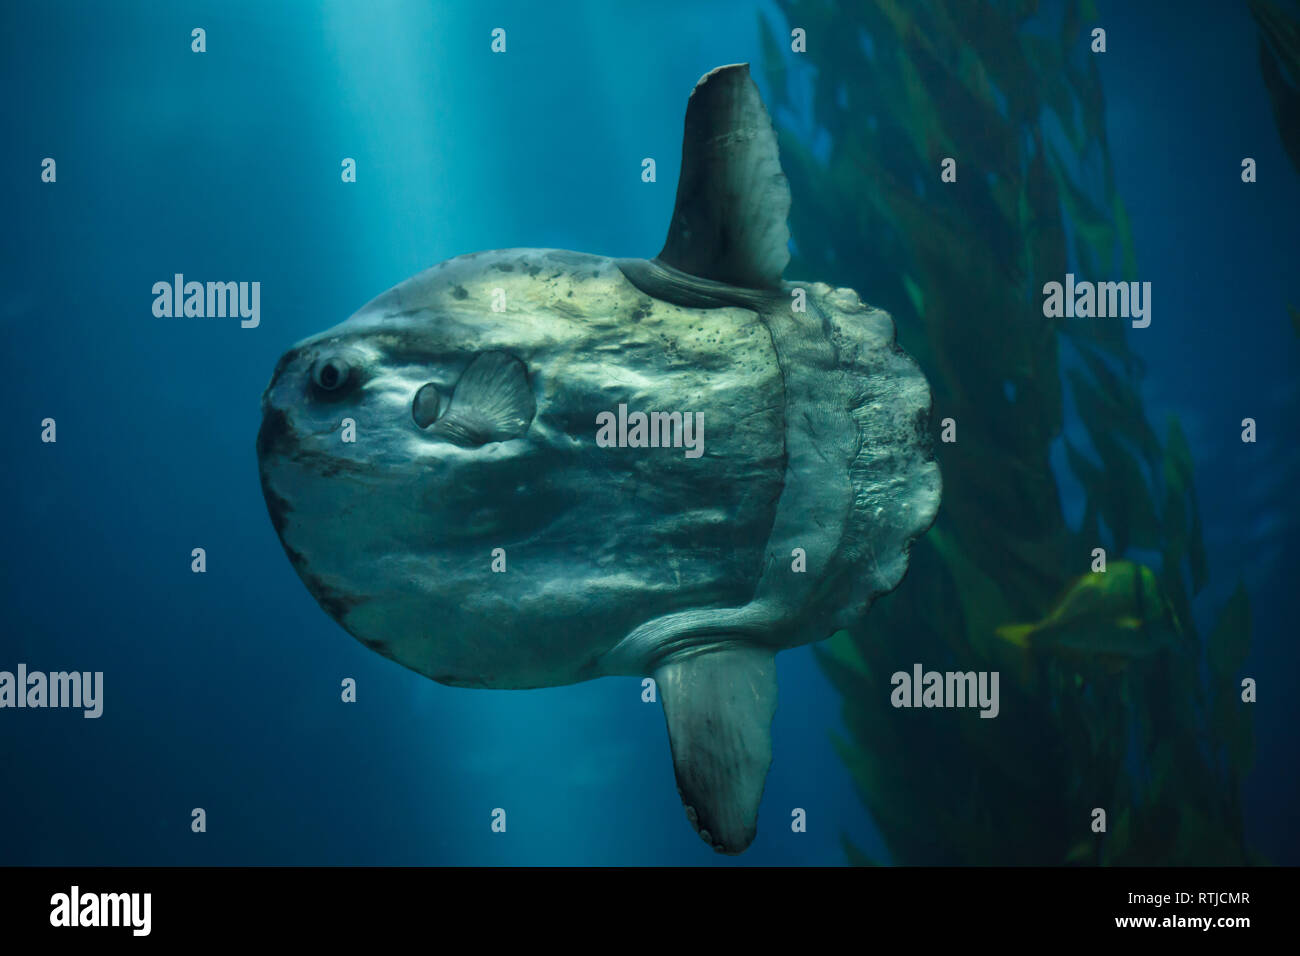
left=655, top=644, right=777, bottom=854
left=430, top=350, right=535, bottom=446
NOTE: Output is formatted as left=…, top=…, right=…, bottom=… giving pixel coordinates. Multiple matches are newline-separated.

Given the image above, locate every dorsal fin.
left=656, top=63, right=791, bottom=290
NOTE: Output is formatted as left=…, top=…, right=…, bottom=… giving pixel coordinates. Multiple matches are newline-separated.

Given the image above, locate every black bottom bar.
left=0, top=865, right=1282, bottom=942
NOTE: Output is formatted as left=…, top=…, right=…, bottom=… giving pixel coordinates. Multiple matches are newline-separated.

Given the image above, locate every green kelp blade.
left=1249, top=0, right=1300, bottom=173
left=1206, top=583, right=1252, bottom=680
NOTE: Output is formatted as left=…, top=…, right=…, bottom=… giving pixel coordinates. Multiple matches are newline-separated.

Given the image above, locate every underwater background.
left=1, top=0, right=1296, bottom=865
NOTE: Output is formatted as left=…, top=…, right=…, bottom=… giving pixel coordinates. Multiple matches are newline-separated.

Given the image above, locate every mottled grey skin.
left=257, top=63, right=941, bottom=854
left=258, top=249, right=787, bottom=688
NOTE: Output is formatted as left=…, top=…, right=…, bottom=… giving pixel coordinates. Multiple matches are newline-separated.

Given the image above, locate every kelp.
left=1250, top=0, right=1300, bottom=174
left=762, top=0, right=1255, bottom=864
left=1250, top=1, right=1300, bottom=339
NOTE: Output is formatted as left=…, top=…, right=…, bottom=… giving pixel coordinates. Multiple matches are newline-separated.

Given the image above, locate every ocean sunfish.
left=257, top=63, right=941, bottom=854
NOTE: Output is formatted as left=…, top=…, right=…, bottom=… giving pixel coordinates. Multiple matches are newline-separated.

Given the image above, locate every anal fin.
left=655, top=644, right=777, bottom=854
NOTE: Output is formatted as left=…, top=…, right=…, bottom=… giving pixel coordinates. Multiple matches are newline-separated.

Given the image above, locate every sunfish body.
left=257, top=64, right=941, bottom=853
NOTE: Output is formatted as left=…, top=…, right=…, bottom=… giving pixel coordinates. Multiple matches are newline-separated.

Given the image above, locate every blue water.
left=1, top=0, right=1295, bottom=865
left=1092, top=2, right=1300, bottom=864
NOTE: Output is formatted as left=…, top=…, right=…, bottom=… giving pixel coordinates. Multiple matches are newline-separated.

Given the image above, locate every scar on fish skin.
left=259, top=474, right=293, bottom=536
left=301, top=569, right=367, bottom=622
left=270, top=346, right=305, bottom=385
left=257, top=406, right=292, bottom=458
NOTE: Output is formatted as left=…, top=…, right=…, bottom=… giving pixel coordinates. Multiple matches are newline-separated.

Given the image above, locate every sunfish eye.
left=411, top=382, right=442, bottom=428
left=311, top=356, right=350, bottom=392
